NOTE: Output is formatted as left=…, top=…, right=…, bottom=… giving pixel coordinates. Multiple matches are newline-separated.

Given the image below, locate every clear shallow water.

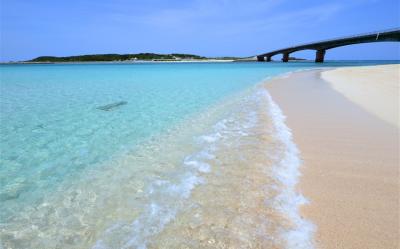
left=0, top=61, right=397, bottom=248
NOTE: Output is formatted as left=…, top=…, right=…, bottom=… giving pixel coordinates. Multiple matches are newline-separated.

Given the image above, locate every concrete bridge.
left=257, top=28, right=400, bottom=63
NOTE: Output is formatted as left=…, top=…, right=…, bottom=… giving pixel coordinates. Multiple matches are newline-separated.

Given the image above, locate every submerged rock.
left=97, top=101, right=127, bottom=111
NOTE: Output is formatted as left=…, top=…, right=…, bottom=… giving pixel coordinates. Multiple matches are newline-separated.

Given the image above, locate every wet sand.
left=264, top=66, right=399, bottom=249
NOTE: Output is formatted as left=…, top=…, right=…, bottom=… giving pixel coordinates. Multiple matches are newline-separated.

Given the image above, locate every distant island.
left=0, top=53, right=307, bottom=64
left=27, top=53, right=242, bottom=63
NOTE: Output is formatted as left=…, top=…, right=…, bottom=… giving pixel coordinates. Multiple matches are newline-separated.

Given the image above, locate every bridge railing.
left=266, top=27, right=400, bottom=54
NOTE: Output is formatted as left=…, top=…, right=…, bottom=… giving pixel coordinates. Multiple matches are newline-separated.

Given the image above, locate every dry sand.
left=322, top=65, right=400, bottom=128
left=264, top=66, right=399, bottom=249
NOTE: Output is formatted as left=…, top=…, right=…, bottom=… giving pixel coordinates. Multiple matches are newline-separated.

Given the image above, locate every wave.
left=92, top=89, right=262, bottom=249
left=93, top=86, right=315, bottom=249
left=263, top=89, right=315, bottom=249
left=0, top=79, right=315, bottom=249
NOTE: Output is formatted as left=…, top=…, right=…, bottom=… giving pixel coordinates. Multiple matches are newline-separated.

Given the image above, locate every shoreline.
left=0, top=70, right=316, bottom=248
left=264, top=65, right=399, bottom=248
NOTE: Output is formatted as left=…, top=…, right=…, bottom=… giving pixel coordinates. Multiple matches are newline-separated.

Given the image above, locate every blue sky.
left=1, top=0, right=399, bottom=61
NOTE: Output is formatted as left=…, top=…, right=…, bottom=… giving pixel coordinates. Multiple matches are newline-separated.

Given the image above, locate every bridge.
left=257, top=28, right=400, bottom=63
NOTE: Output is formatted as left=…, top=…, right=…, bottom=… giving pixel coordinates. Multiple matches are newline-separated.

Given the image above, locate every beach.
left=1, top=62, right=398, bottom=248
left=265, top=65, right=399, bottom=249
left=2, top=0, right=400, bottom=247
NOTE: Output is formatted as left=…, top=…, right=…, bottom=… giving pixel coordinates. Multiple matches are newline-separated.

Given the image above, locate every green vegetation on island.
left=28, top=53, right=210, bottom=62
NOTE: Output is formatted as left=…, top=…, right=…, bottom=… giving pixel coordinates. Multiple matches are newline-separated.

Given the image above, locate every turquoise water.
left=0, top=61, right=397, bottom=248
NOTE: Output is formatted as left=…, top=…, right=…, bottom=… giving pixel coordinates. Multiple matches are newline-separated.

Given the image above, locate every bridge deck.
left=257, top=28, right=400, bottom=62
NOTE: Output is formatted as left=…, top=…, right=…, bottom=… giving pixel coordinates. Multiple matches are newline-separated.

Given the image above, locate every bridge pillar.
left=315, top=49, right=326, bottom=63
left=257, top=56, right=265, bottom=62
left=267, top=56, right=272, bottom=62
left=282, top=53, right=289, bottom=62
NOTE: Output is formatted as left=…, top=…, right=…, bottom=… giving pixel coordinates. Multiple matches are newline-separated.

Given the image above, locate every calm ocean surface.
left=0, top=61, right=397, bottom=248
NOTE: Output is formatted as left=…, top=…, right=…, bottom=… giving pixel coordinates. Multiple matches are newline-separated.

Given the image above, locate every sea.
left=0, top=61, right=397, bottom=249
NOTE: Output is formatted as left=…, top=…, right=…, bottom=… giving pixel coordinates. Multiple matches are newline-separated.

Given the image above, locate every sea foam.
left=92, top=86, right=314, bottom=249
left=262, top=89, right=315, bottom=249
left=92, top=90, right=263, bottom=249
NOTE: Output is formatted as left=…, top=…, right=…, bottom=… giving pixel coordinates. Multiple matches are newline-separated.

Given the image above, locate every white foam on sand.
left=93, top=85, right=315, bottom=249
left=262, top=88, right=315, bottom=249
left=92, top=100, right=260, bottom=249
left=92, top=152, right=210, bottom=249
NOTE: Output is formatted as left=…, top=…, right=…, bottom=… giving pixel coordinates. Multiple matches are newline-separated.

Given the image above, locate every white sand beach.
left=322, top=65, right=399, bottom=128
left=265, top=65, right=399, bottom=249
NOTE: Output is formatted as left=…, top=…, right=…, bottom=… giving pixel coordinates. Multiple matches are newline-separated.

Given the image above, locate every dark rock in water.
left=0, top=191, right=21, bottom=201
left=97, top=101, right=128, bottom=111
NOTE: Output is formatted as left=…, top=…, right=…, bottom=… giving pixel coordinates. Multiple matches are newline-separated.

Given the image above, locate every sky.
left=0, top=0, right=399, bottom=62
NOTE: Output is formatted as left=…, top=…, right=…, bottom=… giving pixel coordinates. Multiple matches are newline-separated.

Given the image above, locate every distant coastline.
left=2, top=59, right=237, bottom=65
left=2, top=53, right=245, bottom=64
left=0, top=53, right=310, bottom=64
